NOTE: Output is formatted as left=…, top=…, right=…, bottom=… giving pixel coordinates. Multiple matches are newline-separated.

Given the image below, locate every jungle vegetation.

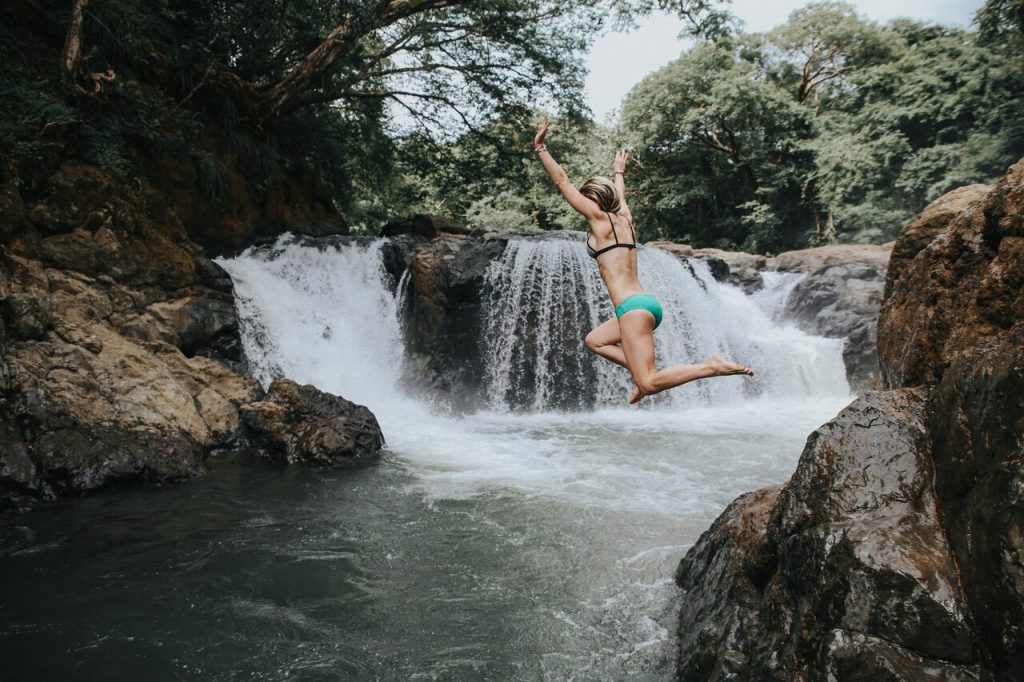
left=2, top=0, right=1022, bottom=252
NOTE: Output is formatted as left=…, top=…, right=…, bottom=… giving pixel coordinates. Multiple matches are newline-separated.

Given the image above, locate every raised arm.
left=613, top=149, right=631, bottom=218
left=534, top=117, right=601, bottom=220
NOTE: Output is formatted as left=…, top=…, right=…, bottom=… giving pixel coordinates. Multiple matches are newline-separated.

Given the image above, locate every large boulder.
left=674, top=157, right=1024, bottom=680
left=880, top=158, right=1024, bottom=674
left=399, top=231, right=508, bottom=406
left=675, top=390, right=979, bottom=680
left=240, top=379, right=383, bottom=465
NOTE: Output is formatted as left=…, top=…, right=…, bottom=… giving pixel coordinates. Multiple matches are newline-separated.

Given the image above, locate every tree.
left=188, top=0, right=728, bottom=130
left=976, top=0, right=1024, bottom=52
left=767, top=1, right=892, bottom=106
left=617, top=3, right=1024, bottom=250
left=620, top=38, right=814, bottom=251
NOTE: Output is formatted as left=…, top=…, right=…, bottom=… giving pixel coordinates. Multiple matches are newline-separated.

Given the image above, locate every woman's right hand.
left=535, top=116, right=549, bottom=146
left=614, top=149, right=629, bottom=174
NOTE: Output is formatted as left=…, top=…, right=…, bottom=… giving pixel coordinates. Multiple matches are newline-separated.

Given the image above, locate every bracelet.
left=614, top=170, right=624, bottom=175
left=534, top=143, right=547, bottom=153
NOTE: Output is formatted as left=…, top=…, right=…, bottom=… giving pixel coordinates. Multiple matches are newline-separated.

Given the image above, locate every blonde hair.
left=579, top=176, right=621, bottom=213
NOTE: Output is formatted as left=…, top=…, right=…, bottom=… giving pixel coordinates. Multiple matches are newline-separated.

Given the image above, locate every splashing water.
left=481, top=236, right=847, bottom=411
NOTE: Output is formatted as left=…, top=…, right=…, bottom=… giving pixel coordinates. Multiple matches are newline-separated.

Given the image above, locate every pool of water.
left=0, top=397, right=849, bottom=681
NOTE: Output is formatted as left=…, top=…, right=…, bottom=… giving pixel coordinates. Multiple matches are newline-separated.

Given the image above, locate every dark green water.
left=0, top=453, right=685, bottom=681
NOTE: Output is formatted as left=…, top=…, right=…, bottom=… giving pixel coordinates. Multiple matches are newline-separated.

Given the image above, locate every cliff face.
left=0, top=162, right=382, bottom=512
left=673, top=158, right=1024, bottom=679
left=879, top=161, right=1024, bottom=673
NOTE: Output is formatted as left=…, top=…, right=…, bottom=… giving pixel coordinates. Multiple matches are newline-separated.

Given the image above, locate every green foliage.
left=614, top=2, right=1024, bottom=250
left=3, top=0, right=1021, bottom=253
left=976, top=0, right=1024, bottom=52
left=619, top=37, right=816, bottom=250
left=388, top=113, right=620, bottom=233
left=0, top=63, right=77, bottom=164
left=197, top=153, right=229, bottom=199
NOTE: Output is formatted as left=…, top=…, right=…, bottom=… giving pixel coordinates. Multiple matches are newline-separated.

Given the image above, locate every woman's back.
left=586, top=211, right=643, bottom=305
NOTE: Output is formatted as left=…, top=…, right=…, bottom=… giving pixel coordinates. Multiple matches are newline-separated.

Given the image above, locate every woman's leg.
left=584, top=317, right=628, bottom=368
left=618, top=310, right=753, bottom=404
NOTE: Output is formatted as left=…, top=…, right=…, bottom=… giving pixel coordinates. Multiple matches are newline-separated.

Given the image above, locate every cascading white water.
left=216, top=231, right=852, bottom=508
left=220, top=233, right=847, bottom=416
left=217, top=235, right=406, bottom=407
left=482, top=236, right=848, bottom=411
left=751, top=271, right=806, bottom=321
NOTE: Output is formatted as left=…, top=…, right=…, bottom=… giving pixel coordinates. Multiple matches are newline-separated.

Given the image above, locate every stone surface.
left=770, top=244, right=891, bottom=390
left=879, top=158, right=1024, bottom=675
left=399, top=231, right=508, bottom=407
left=382, top=213, right=471, bottom=239
left=879, top=170, right=1019, bottom=388
left=675, top=157, right=1024, bottom=680
left=694, top=247, right=768, bottom=291
left=675, top=391, right=980, bottom=680
left=240, top=379, right=384, bottom=465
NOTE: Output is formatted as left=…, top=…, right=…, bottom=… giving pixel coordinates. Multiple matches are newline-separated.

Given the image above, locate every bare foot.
left=628, top=384, right=646, bottom=404
left=705, top=353, right=754, bottom=377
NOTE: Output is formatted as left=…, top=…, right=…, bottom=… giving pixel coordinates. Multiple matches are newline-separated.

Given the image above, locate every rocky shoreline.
left=672, top=158, right=1023, bottom=679
left=0, top=162, right=383, bottom=512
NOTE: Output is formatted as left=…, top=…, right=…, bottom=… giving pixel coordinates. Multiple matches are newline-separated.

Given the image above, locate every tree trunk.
left=825, top=210, right=836, bottom=242
left=61, top=0, right=90, bottom=93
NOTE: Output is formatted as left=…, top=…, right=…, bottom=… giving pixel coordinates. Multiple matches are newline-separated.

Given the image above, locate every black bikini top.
left=586, top=212, right=638, bottom=259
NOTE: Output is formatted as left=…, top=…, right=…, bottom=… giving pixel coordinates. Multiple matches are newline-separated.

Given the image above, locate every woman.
left=533, top=117, right=753, bottom=404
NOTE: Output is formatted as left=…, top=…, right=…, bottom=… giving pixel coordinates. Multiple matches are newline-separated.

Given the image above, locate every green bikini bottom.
left=615, top=293, right=663, bottom=329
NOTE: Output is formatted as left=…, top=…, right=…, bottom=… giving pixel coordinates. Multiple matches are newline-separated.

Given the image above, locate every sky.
left=584, top=0, right=987, bottom=121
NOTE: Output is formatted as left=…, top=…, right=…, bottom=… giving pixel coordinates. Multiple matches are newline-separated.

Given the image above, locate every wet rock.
left=880, top=158, right=1024, bottom=675
left=650, top=241, right=766, bottom=290
left=879, top=166, right=1020, bottom=388
left=885, top=184, right=990, bottom=299
left=693, top=247, right=767, bottom=291
left=0, top=420, right=47, bottom=511
left=675, top=390, right=980, bottom=680
left=382, top=213, right=461, bottom=239
left=0, top=159, right=375, bottom=511
left=400, top=232, right=508, bottom=406
left=770, top=244, right=891, bottom=390
left=30, top=424, right=205, bottom=494
left=241, top=379, right=383, bottom=465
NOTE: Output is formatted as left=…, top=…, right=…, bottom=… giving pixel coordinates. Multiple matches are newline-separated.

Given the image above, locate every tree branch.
left=260, top=0, right=470, bottom=116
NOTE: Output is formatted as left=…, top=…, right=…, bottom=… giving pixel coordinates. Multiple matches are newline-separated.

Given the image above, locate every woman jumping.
left=533, top=117, right=753, bottom=404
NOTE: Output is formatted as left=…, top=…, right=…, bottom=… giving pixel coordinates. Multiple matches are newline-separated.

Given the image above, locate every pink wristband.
left=614, top=170, right=624, bottom=175
left=534, top=142, right=545, bottom=149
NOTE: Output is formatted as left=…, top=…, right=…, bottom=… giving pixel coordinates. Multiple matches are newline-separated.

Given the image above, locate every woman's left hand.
left=535, top=116, right=549, bottom=146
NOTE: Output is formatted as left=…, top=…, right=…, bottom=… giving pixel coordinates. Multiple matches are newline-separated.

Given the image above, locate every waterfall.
left=481, top=236, right=848, bottom=411
left=217, top=233, right=848, bottom=417
left=216, top=235, right=406, bottom=407
left=751, top=271, right=806, bottom=321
